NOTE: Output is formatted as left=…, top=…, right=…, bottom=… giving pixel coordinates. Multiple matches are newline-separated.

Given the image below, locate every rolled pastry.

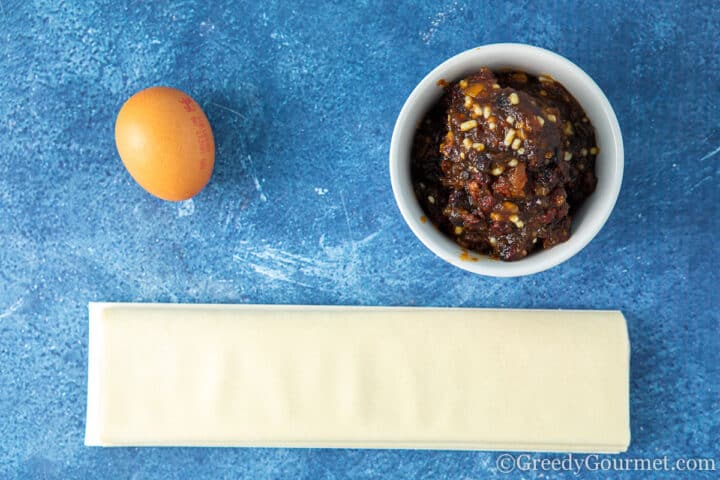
left=85, top=303, right=630, bottom=452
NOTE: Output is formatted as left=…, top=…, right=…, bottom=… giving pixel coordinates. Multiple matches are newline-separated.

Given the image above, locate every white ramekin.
left=389, top=43, right=623, bottom=277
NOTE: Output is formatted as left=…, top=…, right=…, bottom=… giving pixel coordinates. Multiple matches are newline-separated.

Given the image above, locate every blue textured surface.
left=1, top=0, right=718, bottom=478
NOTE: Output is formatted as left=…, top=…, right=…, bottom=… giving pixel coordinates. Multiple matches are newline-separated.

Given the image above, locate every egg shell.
left=115, top=86, right=215, bottom=201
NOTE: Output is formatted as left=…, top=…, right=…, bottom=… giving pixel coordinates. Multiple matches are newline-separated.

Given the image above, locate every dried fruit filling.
left=411, top=68, right=598, bottom=261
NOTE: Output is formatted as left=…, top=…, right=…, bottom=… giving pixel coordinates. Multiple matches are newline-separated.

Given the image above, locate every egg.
left=115, top=86, right=215, bottom=201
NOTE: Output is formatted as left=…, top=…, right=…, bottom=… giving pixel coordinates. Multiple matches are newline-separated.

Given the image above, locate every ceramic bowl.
left=389, top=43, right=623, bottom=277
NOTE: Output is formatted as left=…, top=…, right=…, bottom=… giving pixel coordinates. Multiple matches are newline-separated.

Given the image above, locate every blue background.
left=1, top=0, right=718, bottom=478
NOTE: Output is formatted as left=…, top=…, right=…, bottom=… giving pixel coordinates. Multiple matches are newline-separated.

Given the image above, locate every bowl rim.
left=389, top=43, right=624, bottom=277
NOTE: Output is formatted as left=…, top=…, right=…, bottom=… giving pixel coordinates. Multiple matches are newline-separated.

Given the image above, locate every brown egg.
left=115, top=86, right=215, bottom=201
